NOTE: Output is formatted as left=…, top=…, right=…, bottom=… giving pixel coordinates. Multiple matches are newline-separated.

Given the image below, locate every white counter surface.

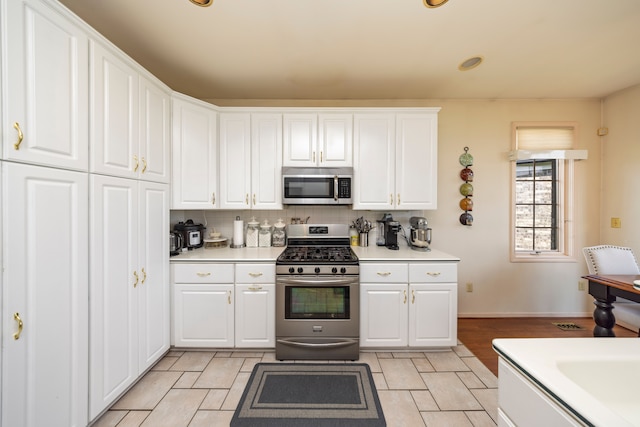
left=170, top=244, right=459, bottom=263
left=493, top=338, right=640, bottom=427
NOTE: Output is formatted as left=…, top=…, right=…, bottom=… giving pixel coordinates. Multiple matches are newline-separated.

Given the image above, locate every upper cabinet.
left=90, top=40, right=170, bottom=182
left=283, top=113, right=352, bottom=167
left=354, top=110, right=439, bottom=210
left=3, top=0, right=89, bottom=171
left=219, top=112, right=283, bottom=210
left=171, top=94, right=218, bottom=209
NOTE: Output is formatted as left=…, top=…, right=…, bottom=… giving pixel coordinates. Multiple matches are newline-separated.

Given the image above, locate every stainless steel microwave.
left=282, top=167, right=353, bottom=205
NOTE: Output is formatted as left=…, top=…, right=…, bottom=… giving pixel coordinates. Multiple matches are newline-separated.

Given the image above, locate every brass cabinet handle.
left=390, top=194, right=393, bottom=205
left=313, top=151, right=316, bottom=163
left=412, top=290, right=415, bottom=304
left=141, top=268, right=147, bottom=284
left=227, top=290, right=232, bottom=304
left=248, top=272, right=263, bottom=278
left=13, top=312, right=24, bottom=340
left=397, top=194, right=401, bottom=205
left=133, top=270, right=139, bottom=287
left=212, top=192, right=216, bottom=205
left=426, top=272, right=441, bottom=277
left=245, top=194, right=249, bottom=205
left=141, top=158, right=147, bottom=173
left=133, top=155, right=139, bottom=172
left=376, top=272, right=391, bottom=277
left=248, top=285, right=263, bottom=291
left=253, top=194, right=256, bottom=205
left=320, top=151, right=323, bottom=163
left=403, top=290, right=407, bottom=304
left=196, top=272, right=212, bottom=277
left=13, top=122, right=24, bottom=150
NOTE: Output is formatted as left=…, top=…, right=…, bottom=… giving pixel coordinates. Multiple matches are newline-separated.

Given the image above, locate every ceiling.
left=58, top=0, right=640, bottom=101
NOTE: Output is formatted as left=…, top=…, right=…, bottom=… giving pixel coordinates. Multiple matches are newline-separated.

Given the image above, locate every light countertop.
left=493, top=338, right=640, bottom=427
left=170, top=242, right=459, bottom=263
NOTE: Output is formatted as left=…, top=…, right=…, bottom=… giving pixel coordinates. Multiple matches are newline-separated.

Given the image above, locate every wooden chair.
left=583, top=245, right=640, bottom=335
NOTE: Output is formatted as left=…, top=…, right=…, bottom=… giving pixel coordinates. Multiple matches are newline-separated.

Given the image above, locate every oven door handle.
left=277, top=277, right=357, bottom=286
left=277, top=338, right=358, bottom=349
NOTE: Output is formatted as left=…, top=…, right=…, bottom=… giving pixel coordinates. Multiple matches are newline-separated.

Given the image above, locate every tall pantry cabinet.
left=1, top=0, right=89, bottom=426
left=89, top=38, right=171, bottom=419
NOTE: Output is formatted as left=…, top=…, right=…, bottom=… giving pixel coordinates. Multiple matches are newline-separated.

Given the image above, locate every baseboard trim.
left=458, top=312, right=592, bottom=318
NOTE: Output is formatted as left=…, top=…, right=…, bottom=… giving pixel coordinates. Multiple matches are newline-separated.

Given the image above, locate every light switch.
left=611, top=217, right=621, bottom=228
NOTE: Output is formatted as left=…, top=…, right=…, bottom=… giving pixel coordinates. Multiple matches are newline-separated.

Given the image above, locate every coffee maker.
left=384, top=220, right=401, bottom=250
left=408, top=216, right=432, bottom=252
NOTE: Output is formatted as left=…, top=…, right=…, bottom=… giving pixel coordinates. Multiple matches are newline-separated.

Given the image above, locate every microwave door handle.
left=277, top=277, right=357, bottom=286
left=334, top=175, right=338, bottom=201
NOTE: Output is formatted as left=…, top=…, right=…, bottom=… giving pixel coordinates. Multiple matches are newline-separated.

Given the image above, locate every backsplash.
left=170, top=207, right=429, bottom=244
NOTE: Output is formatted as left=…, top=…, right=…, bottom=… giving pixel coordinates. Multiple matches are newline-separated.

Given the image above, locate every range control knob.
left=314, top=267, right=321, bottom=274
left=289, top=267, right=295, bottom=274
left=340, top=267, right=347, bottom=274
left=331, top=267, right=338, bottom=274
left=297, top=267, right=304, bottom=274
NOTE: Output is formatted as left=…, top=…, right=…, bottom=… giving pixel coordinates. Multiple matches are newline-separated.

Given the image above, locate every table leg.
left=592, top=298, right=616, bottom=337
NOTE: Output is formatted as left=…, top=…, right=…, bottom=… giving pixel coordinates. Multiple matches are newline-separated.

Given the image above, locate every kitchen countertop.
left=493, top=338, right=640, bottom=427
left=170, top=242, right=459, bottom=263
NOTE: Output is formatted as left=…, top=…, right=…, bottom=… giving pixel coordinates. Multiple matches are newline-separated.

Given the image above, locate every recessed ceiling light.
left=458, top=56, right=483, bottom=71
left=189, top=0, right=213, bottom=7
left=423, top=0, right=449, bottom=8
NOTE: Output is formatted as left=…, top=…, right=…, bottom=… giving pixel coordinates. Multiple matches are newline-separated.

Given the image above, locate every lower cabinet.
left=172, top=263, right=276, bottom=348
left=360, top=262, right=457, bottom=348
left=172, top=264, right=235, bottom=347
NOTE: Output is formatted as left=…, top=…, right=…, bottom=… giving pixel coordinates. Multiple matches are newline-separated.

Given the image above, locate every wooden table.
left=583, top=274, right=640, bottom=337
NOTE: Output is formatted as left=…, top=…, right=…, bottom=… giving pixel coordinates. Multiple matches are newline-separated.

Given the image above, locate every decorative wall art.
left=458, top=147, right=474, bottom=226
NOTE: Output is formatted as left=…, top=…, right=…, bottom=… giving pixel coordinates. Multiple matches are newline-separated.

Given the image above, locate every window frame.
left=510, top=122, right=577, bottom=263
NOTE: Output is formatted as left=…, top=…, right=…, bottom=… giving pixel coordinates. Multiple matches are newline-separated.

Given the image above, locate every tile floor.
left=92, top=343, right=498, bottom=427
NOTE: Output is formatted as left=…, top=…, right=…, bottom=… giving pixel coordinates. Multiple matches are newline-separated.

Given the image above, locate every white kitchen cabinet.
left=139, top=75, right=171, bottom=183
left=3, top=0, right=89, bottom=170
left=171, top=94, right=218, bottom=209
left=235, top=264, right=276, bottom=348
left=353, top=111, right=439, bottom=210
left=2, top=162, right=88, bottom=427
left=172, top=264, right=235, bottom=347
left=283, top=113, right=352, bottom=167
left=360, top=262, right=457, bottom=348
left=89, top=175, right=169, bottom=419
left=219, top=113, right=283, bottom=209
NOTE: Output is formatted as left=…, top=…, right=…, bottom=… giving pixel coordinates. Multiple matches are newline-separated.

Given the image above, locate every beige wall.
left=196, top=97, right=609, bottom=317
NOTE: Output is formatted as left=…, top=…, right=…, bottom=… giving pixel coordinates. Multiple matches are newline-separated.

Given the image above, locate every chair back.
left=583, top=245, right=640, bottom=275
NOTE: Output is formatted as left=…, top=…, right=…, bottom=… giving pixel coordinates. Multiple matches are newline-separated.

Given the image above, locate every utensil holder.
left=359, top=232, right=369, bottom=247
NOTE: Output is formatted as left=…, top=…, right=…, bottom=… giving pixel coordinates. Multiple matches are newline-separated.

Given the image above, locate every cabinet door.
left=409, top=283, right=457, bottom=347
left=139, top=76, right=171, bottom=183
left=2, top=163, right=88, bottom=427
left=235, top=284, right=275, bottom=347
left=395, top=113, right=438, bottom=210
left=360, top=283, right=408, bottom=347
left=171, top=95, right=218, bottom=209
left=283, top=113, right=317, bottom=166
left=138, top=182, right=170, bottom=371
left=89, top=175, right=139, bottom=419
left=251, top=113, right=283, bottom=209
left=4, top=0, right=89, bottom=170
left=219, top=113, right=251, bottom=209
left=353, top=114, right=396, bottom=210
left=173, top=284, right=234, bottom=347
left=90, top=40, right=139, bottom=179
left=318, top=114, right=353, bottom=167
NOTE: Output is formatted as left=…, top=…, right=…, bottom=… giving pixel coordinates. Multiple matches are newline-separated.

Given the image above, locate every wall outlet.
left=466, top=282, right=473, bottom=292
left=611, top=217, right=622, bottom=228
left=578, top=279, right=587, bottom=291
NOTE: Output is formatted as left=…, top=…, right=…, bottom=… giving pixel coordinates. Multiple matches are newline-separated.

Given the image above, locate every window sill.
left=510, top=253, right=576, bottom=263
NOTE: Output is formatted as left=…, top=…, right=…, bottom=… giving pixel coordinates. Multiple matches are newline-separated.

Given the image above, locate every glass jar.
left=258, top=219, right=272, bottom=247
left=246, top=217, right=259, bottom=247
left=272, top=218, right=286, bottom=247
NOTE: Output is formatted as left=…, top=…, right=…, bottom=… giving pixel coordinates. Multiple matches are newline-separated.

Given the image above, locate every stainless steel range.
left=275, top=224, right=359, bottom=360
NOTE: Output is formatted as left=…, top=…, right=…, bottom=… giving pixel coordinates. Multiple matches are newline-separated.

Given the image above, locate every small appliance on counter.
left=379, top=213, right=401, bottom=250
left=169, top=231, right=183, bottom=256
left=407, top=216, right=432, bottom=252
left=376, top=213, right=393, bottom=246
left=174, top=219, right=204, bottom=250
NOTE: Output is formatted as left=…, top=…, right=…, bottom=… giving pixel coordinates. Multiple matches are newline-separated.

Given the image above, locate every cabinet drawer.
left=409, top=263, right=457, bottom=283
left=173, top=263, right=234, bottom=283
left=235, top=264, right=275, bottom=283
left=360, top=263, right=408, bottom=283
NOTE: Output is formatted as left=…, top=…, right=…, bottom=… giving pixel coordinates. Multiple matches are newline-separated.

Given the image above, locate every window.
left=511, top=123, right=579, bottom=262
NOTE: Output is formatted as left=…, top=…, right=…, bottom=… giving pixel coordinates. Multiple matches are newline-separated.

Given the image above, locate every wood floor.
left=457, top=317, right=638, bottom=376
